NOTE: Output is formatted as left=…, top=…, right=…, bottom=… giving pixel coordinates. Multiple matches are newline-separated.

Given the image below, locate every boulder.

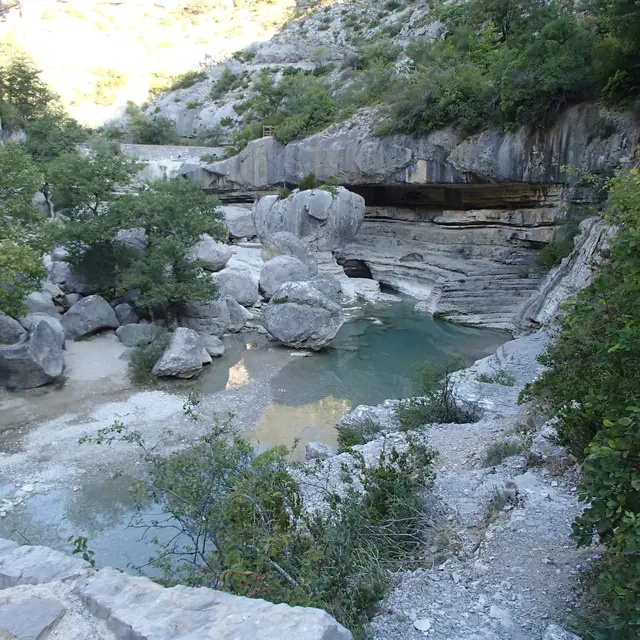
left=116, top=323, right=159, bottom=347
left=20, top=314, right=66, bottom=350
left=48, top=260, right=71, bottom=286
left=61, top=295, right=119, bottom=340
left=0, top=321, right=65, bottom=389
left=65, top=293, right=83, bottom=307
left=51, top=247, right=70, bottom=262
left=261, top=231, right=319, bottom=275
left=214, top=268, right=259, bottom=307
left=305, top=442, right=336, bottom=461
left=24, top=291, right=58, bottom=317
left=308, top=273, right=342, bottom=303
left=179, top=295, right=252, bottom=336
left=114, top=303, right=138, bottom=326
left=259, top=255, right=311, bottom=300
left=201, top=334, right=225, bottom=357
left=41, top=281, right=66, bottom=304
left=114, top=227, right=148, bottom=256
left=263, top=281, right=344, bottom=350
left=0, top=312, right=26, bottom=345
left=65, top=271, right=95, bottom=295
left=253, top=187, right=365, bottom=251
left=221, top=204, right=257, bottom=239
left=152, top=328, right=204, bottom=379
left=188, top=235, right=232, bottom=272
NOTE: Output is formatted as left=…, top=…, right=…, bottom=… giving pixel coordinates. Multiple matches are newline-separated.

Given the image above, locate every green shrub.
left=169, top=70, right=207, bottom=91
left=126, top=103, right=178, bottom=145
left=476, top=370, right=516, bottom=386
left=199, top=153, right=218, bottom=163
left=522, top=168, right=640, bottom=635
left=277, top=186, right=291, bottom=199
left=337, top=418, right=381, bottom=452
left=82, top=416, right=436, bottom=638
left=186, top=101, right=202, bottom=110
left=396, top=357, right=479, bottom=430
left=92, top=68, right=128, bottom=106
left=298, top=172, right=319, bottom=190
left=482, top=440, right=524, bottom=467
left=210, top=68, right=238, bottom=100
left=128, top=329, right=170, bottom=384
left=220, top=116, right=234, bottom=127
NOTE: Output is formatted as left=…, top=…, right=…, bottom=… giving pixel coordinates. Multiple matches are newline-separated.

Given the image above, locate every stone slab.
left=0, top=599, right=65, bottom=640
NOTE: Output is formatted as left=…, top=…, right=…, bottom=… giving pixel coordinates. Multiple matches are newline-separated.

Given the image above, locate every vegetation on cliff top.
left=214, top=0, right=639, bottom=150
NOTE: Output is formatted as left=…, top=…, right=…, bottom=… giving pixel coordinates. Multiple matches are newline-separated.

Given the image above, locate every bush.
left=169, top=70, right=207, bottom=91
left=210, top=68, right=239, bottom=100
left=298, top=172, right=319, bottom=190
left=522, top=169, right=640, bottom=635
left=482, top=440, right=524, bottom=466
left=129, top=113, right=178, bottom=145
left=92, top=68, right=128, bottom=106
left=337, top=418, right=381, bottom=452
left=476, top=370, right=516, bottom=386
left=82, top=415, right=436, bottom=637
left=128, top=329, right=170, bottom=384
left=396, top=357, right=478, bottom=430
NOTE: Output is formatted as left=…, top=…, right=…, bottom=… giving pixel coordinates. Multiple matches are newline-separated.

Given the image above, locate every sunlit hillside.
left=0, top=0, right=296, bottom=126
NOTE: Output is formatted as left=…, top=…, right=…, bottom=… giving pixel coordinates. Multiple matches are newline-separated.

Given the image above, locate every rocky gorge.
left=1, top=0, right=640, bottom=637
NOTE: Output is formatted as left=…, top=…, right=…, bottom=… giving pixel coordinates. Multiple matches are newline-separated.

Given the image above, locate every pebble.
left=413, top=618, right=432, bottom=632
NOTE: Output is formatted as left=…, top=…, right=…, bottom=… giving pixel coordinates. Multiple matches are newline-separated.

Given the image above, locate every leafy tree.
left=46, top=142, right=141, bottom=216
left=0, top=142, right=47, bottom=316
left=0, top=52, right=54, bottom=127
left=126, top=103, right=178, bottom=145
left=61, top=178, right=227, bottom=317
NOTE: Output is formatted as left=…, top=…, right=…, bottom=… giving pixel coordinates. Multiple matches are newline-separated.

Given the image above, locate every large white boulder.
left=0, top=312, right=26, bottom=345
left=0, top=321, right=65, bottom=389
left=259, top=255, right=311, bottom=300
left=115, top=323, right=160, bottom=347
left=252, top=187, right=365, bottom=251
left=263, top=281, right=344, bottom=350
left=261, top=231, right=318, bottom=275
left=220, top=205, right=257, bottom=239
left=188, top=235, right=232, bottom=272
left=19, top=313, right=66, bottom=350
left=214, top=268, right=259, bottom=307
left=61, top=295, right=119, bottom=340
left=151, top=327, right=204, bottom=379
left=179, top=295, right=252, bottom=336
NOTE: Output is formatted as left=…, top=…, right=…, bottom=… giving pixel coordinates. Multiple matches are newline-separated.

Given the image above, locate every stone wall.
left=0, top=538, right=351, bottom=640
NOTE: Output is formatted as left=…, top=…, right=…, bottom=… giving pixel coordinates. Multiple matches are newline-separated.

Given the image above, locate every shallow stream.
left=0, top=298, right=509, bottom=572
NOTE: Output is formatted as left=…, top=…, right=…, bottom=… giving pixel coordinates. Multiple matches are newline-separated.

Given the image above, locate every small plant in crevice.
left=481, top=440, right=525, bottom=467
left=396, top=357, right=479, bottom=431
left=337, top=418, right=381, bottom=452
left=298, top=172, right=320, bottom=190
left=476, top=370, right=516, bottom=387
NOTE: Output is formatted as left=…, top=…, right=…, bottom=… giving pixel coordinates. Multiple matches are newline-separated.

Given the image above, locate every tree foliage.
left=522, top=169, right=640, bottom=636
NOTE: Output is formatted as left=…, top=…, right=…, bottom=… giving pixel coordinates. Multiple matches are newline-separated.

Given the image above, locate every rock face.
left=183, top=104, right=638, bottom=190
left=263, top=281, right=344, bottom=350
left=0, top=538, right=351, bottom=640
left=214, top=267, right=259, bottom=307
left=260, top=255, right=312, bottom=300
left=179, top=295, right=252, bottom=336
left=221, top=204, right=257, bottom=239
left=518, top=217, right=616, bottom=330
left=188, top=234, right=232, bottom=272
left=61, top=295, right=119, bottom=340
left=151, top=327, right=204, bottom=378
left=0, top=321, right=65, bottom=389
left=0, top=312, right=26, bottom=345
left=262, top=231, right=319, bottom=275
left=253, top=188, right=365, bottom=252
